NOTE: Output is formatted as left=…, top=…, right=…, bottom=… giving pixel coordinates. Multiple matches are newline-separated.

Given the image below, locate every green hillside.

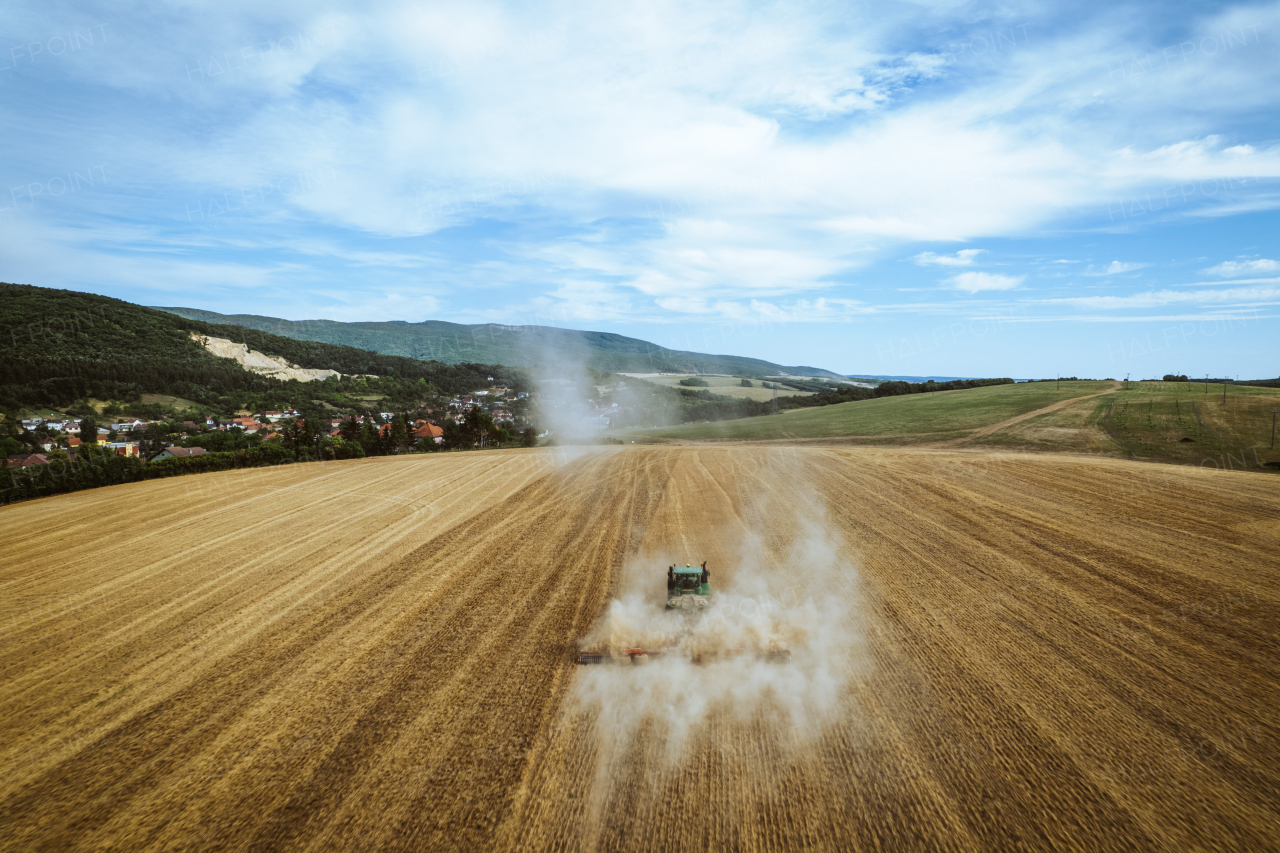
left=629, top=380, right=1112, bottom=442
left=155, top=307, right=845, bottom=379
left=1084, top=380, right=1280, bottom=466
left=625, top=379, right=1280, bottom=470
left=1, top=284, right=525, bottom=418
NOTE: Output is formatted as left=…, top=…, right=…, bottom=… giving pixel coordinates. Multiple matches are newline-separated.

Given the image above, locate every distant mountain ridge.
left=155, top=308, right=845, bottom=379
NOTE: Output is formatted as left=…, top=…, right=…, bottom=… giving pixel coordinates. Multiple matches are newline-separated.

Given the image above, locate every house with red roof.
left=6, top=453, right=49, bottom=468
left=413, top=423, right=444, bottom=444
left=150, top=446, right=208, bottom=461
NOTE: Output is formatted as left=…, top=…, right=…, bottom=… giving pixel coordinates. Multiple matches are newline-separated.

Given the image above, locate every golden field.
left=2, top=446, right=1277, bottom=851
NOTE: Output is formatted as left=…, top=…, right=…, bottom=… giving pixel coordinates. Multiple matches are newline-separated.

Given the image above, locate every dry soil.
left=2, top=446, right=1277, bottom=851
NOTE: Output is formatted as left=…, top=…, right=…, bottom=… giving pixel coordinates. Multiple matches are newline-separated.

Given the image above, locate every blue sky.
left=1, top=1, right=1277, bottom=377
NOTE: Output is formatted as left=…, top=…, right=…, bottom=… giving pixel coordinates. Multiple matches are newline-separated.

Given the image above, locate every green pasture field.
left=627, top=380, right=1112, bottom=442
left=622, top=374, right=817, bottom=403
left=1085, top=381, right=1280, bottom=465
left=625, top=377, right=1280, bottom=469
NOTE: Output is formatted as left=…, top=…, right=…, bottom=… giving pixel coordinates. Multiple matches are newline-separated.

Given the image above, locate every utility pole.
left=1057, top=374, right=1060, bottom=391
left=771, top=384, right=777, bottom=415
left=1272, top=410, right=1277, bottom=450
left=1205, top=374, right=1208, bottom=394
left=1223, top=379, right=1227, bottom=405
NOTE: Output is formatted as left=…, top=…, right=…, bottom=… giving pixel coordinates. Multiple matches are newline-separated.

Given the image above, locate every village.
left=5, top=383, right=535, bottom=469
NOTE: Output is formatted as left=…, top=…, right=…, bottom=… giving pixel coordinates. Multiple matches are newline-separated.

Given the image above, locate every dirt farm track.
left=2, top=446, right=1278, bottom=852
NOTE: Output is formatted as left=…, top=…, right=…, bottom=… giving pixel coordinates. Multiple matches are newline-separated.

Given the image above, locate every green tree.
left=282, top=419, right=304, bottom=451
left=441, top=419, right=466, bottom=449
left=298, top=401, right=328, bottom=425
left=520, top=426, right=538, bottom=448
left=17, top=429, right=39, bottom=452
left=740, top=378, right=753, bottom=387
left=463, top=408, right=495, bottom=447
left=141, top=422, right=169, bottom=459
left=0, top=417, right=21, bottom=458
left=79, top=414, right=98, bottom=446
left=390, top=414, right=409, bottom=453
left=360, top=417, right=379, bottom=455
left=306, top=417, right=323, bottom=449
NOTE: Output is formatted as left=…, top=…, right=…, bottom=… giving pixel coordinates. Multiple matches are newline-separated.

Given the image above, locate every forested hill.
left=0, top=283, right=525, bottom=414
left=155, top=307, right=845, bottom=379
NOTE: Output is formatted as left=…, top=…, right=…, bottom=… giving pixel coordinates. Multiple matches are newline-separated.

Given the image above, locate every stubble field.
left=2, top=446, right=1278, bottom=851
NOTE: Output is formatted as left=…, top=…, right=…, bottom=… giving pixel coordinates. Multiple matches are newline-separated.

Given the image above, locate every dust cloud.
left=572, top=483, right=867, bottom=771
left=522, top=336, right=620, bottom=466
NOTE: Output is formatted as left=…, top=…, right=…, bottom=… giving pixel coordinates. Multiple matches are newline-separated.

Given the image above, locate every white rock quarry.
left=191, top=333, right=343, bottom=382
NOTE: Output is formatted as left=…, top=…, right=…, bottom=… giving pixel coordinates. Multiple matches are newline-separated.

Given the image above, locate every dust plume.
left=518, top=332, right=621, bottom=465
left=572, top=477, right=868, bottom=771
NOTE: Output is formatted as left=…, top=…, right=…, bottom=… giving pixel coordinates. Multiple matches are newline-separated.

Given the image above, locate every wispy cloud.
left=948, top=272, right=1024, bottom=293
left=1044, top=285, right=1280, bottom=310
left=1084, top=261, right=1150, bottom=276
left=913, top=249, right=984, bottom=267
left=1202, top=258, right=1280, bottom=276
left=653, top=296, right=869, bottom=323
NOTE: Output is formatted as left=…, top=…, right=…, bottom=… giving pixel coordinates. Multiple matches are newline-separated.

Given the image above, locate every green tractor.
left=578, top=561, right=713, bottom=663
left=666, top=561, right=711, bottom=611
left=577, top=561, right=789, bottom=664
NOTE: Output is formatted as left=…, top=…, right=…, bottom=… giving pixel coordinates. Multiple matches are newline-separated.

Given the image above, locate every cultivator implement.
left=577, top=646, right=791, bottom=665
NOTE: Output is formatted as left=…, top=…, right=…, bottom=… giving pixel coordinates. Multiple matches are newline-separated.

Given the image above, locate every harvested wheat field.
left=2, top=446, right=1278, bottom=851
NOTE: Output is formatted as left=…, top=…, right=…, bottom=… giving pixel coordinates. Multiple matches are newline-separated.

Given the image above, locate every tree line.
left=1, top=409, right=540, bottom=504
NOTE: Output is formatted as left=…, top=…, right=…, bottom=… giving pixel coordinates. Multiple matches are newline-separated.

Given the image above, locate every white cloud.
left=90, top=3, right=1280, bottom=251
left=1202, top=258, right=1280, bottom=276
left=1044, top=285, right=1280, bottom=310
left=913, top=249, right=984, bottom=266
left=948, top=272, right=1024, bottom=293
left=652, top=296, right=868, bottom=323
left=1084, top=261, right=1150, bottom=276
left=6, top=0, right=1280, bottom=331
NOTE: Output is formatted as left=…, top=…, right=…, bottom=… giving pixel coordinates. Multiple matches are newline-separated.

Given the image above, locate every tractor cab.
left=666, top=562, right=710, bottom=609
